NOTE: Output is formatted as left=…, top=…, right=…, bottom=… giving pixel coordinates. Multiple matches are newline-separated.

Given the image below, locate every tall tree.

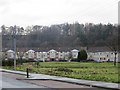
left=105, top=35, right=118, bottom=66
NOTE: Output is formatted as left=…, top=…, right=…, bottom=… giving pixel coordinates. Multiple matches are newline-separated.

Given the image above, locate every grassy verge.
left=2, top=62, right=120, bottom=83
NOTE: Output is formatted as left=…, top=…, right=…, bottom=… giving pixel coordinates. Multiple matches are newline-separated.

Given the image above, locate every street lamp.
left=13, top=25, right=17, bottom=70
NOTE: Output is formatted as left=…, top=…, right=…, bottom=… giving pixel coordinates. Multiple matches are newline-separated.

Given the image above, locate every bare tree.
left=105, top=35, right=118, bottom=66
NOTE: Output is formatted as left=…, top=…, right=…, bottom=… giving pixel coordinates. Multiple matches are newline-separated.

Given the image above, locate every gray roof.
left=87, top=47, right=112, bottom=52
left=2, top=47, right=87, bottom=52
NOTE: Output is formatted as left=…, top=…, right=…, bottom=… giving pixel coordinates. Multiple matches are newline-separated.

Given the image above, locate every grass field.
left=3, top=62, right=120, bottom=83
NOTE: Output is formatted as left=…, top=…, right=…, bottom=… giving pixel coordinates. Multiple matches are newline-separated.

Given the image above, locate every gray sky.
left=0, top=0, right=119, bottom=27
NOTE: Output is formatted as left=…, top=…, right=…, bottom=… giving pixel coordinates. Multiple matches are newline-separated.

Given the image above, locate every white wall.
left=27, top=50, right=35, bottom=59
left=58, top=52, right=65, bottom=59
left=71, top=50, right=79, bottom=59
left=42, top=52, right=48, bottom=61
left=87, top=52, right=120, bottom=62
left=48, top=50, right=57, bottom=59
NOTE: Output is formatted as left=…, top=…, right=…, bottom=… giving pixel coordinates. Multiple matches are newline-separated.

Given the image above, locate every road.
left=0, top=72, right=110, bottom=90
left=0, top=72, right=52, bottom=90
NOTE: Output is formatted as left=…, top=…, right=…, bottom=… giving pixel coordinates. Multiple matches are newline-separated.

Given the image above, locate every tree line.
left=1, top=22, right=119, bottom=51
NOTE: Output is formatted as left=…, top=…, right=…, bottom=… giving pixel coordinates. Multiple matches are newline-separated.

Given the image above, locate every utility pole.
left=13, top=25, right=17, bottom=70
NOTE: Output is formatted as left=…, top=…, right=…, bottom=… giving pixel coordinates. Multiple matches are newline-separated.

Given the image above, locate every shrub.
left=2, top=60, right=14, bottom=66
left=55, top=67, right=73, bottom=72
left=71, top=59, right=78, bottom=62
left=77, top=49, right=88, bottom=62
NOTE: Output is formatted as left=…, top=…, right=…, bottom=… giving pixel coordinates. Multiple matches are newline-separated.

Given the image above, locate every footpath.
left=0, top=69, right=119, bottom=90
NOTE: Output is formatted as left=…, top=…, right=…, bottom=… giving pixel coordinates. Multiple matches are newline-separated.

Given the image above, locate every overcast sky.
left=0, top=0, right=119, bottom=27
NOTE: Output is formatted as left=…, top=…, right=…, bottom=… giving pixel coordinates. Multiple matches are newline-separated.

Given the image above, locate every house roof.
left=48, top=49, right=57, bottom=52
left=7, top=50, right=14, bottom=53
left=87, top=47, right=112, bottom=52
left=3, top=47, right=87, bottom=52
left=27, top=49, right=35, bottom=52
left=71, top=49, right=79, bottom=52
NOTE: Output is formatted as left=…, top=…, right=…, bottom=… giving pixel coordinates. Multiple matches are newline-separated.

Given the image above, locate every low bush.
left=2, top=60, right=14, bottom=66
left=55, top=67, right=73, bottom=72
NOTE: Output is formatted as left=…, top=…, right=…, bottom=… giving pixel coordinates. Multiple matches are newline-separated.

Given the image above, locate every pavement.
left=0, top=68, right=120, bottom=90
left=1, top=76, right=47, bottom=88
left=2, top=72, right=93, bottom=89
left=0, top=71, right=52, bottom=89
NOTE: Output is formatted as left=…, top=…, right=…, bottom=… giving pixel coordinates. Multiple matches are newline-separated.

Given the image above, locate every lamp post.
left=13, top=25, right=17, bottom=70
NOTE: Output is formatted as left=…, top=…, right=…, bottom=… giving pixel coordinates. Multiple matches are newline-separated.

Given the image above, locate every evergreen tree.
left=77, top=50, right=88, bottom=61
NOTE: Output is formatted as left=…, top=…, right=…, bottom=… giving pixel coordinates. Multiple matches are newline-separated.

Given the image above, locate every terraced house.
left=3, top=47, right=120, bottom=62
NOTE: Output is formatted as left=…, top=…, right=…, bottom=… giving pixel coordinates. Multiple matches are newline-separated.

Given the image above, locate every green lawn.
left=3, top=62, right=120, bottom=83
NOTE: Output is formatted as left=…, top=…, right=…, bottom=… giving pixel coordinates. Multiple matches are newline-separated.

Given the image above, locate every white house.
left=35, top=52, right=42, bottom=61
left=26, top=50, right=35, bottom=60
left=42, top=52, right=48, bottom=61
left=58, top=52, right=65, bottom=60
left=48, top=49, right=57, bottom=61
left=35, top=51, right=54, bottom=62
left=87, top=51, right=120, bottom=62
left=6, top=50, right=14, bottom=59
left=71, top=49, right=79, bottom=59
left=22, top=52, right=28, bottom=60
left=35, top=50, right=70, bottom=61
left=87, top=52, right=94, bottom=60
left=64, top=52, right=70, bottom=61
left=6, top=50, right=18, bottom=59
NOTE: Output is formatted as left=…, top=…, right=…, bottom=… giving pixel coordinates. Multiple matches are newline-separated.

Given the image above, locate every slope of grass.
left=3, top=62, right=120, bottom=83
